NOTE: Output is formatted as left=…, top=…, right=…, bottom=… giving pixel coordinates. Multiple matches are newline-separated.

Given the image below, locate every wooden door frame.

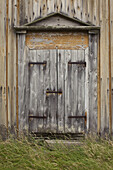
left=15, top=27, right=100, bottom=135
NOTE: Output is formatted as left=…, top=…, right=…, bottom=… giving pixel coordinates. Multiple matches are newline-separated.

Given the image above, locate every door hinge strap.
left=29, top=116, right=47, bottom=119
left=68, top=62, right=86, bottom=67
left=29, top=61, right=47, bottom=66
left=46, top=90, right=62, bottom=94
left=68, top=115, right=86, bottom=119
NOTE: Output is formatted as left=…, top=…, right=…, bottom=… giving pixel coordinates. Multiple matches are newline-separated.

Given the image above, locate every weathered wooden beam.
left=17, top=0, right=20, bottom=26
left=108, top=0, right=112, bottom=135
left=16, top=34, right=19, bottom=137
left=14, top=26, right=100, bottom=32
left=97, top=33, right=101, bottom=135
left=6, top=0, right=9, bottom=136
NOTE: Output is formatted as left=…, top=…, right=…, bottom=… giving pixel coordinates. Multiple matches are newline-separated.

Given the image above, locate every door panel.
left=64, top=50, right=85, bottom=133
left=29, top=50, right=57, bottom=133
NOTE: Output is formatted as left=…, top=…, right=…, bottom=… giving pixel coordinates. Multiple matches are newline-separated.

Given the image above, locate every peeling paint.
left=26, top=32, right=89, bottom=50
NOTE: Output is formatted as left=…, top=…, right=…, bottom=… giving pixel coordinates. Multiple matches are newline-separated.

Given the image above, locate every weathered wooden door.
left=29, top=49, right=85, bottom=133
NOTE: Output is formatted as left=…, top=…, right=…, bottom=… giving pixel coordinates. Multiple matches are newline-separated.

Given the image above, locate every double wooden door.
left=29, top=49, right=86, bottom=133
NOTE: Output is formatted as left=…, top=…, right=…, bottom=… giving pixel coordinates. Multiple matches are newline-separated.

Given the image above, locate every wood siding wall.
left=0, top=0, right=112, bottom=134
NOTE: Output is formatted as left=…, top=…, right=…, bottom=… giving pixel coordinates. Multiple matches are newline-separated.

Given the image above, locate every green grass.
left=0, top=136, right=113, bottom=170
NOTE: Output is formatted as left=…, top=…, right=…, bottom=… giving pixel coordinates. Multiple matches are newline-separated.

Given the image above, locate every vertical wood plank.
left=76, top=50, right=85, bottom=132
left=18, top=34, right=29, bottom=132
left=77, top=0, right=82, bottom=20
left=6, top=0, right=9, bottom=134
left=58, top=50, right=65, bottom=133
left=0, top=0, right=6, bottom=127
left=110, top=0, right=113, bottom=133
left=82, top=0, right=88, bottom=22
left=89, top=34, right=98, bottom=132
left=85, top=47, right=89, bottom=131
left=73, top=0, right=78, bottom=18
left=100, top=0, right=109, bottom=134
left=32, top=0, right=38, bottom=20
left=108, top=0, right=112, bottom=134
left=65, top=50, right=71, bottom=132
left=47, top=0, right=55, bottom=14
left=49, top=50, right=57, bottom=132
left=43, top=50, right=50, bottom=131
left=72, top=50, right=78, bottom=132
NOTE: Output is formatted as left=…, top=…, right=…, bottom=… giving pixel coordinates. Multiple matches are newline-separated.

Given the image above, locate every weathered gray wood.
left=77, top=50, right=85, bottom=132
left=15, top=26, right=100, bottom=31
left=24, top=12, right=91, bottom=26
left=43, top=50, right=50, bottom=131
left=72, top=50, right=78, bottom=132
left=58, top=50, right=65, bottom=133
left=49, top=50, right=57, bottom=132
left=17, top=36, right=98, bottom=135
left=29, top=49, right=87, bottom=133
left=26, top=15, right=87, bottom=27
left=18, top=44, right=98, bottom=134
left=18, top=34, right=29, bottom=132
left=65, top=50, right=71, bottom=132
left=89, top=34, right=98, bottom=132
left=29, top=49, right=58, bottom=133
left=85, top=47, right=90, bottom=131
left=29, top=50, right=47, bottom=132
left=64, top=49, right=85, bottom=133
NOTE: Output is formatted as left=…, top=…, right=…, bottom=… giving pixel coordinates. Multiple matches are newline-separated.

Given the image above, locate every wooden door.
left=29, top=49, right=86, bottom=133
left=58, top=50, right=85, bottom=133
left=29, top=50, right=58, bottom=133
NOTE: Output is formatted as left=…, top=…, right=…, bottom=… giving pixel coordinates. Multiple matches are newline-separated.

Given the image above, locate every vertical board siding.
left=8, top=0, right=17, bottom=128
left=0, top=0, right=112, bottom=134
left=0, top=1, right=6, bottom=126
left=111, top=0, right=113, bottom=132
left=100, top=0, right=109, bottom=133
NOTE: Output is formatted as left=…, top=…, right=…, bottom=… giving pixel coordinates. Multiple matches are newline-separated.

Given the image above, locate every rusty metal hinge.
left=29, top=116, right=47, bottom=119
left=68, top=61, right=86, bottom=67
left=29, top=61, right=47, bottom=66
left=46, top=90, right=62, bottom=94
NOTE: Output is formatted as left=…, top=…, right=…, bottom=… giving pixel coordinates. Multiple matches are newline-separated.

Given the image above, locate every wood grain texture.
left=18, top=34, right=29, bottom=132
left=29, top=50, right=58, bottom=133
left=0, top=0, right=6, bottom=126
left=89, top=34, right=98, bottom=132
left=58, top=50, right=65, bottom=132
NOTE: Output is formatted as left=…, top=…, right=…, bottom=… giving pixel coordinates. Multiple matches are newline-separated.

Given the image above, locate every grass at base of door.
left=0, top=135, right=113, bottom=170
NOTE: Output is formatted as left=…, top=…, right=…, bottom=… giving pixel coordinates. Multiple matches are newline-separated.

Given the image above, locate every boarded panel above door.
left=26, top=32, right=89, bottom=50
